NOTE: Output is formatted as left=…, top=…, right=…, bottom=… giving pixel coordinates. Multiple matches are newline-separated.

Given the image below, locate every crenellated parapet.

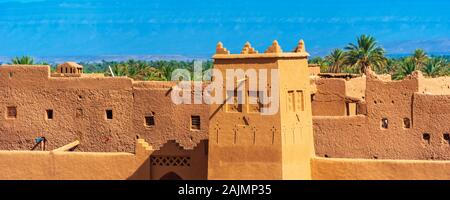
left=241, top=41, right=258, bottom=54
left=214, top=39, right=309, bottom=59
left=216, top=41, right=230, bottom=55
left=264, top=40, right=283, bottom=53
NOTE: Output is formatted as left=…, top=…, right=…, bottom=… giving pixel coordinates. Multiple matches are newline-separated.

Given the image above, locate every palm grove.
left=4, top=35, right=449, bottom=81
left=310, top=35, right=449, bottom=80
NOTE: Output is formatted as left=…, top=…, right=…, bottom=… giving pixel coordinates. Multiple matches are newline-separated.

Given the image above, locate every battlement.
left=213, top=40, right=310, bottom=59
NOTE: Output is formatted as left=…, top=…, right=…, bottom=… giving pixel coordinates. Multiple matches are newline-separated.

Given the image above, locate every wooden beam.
left=52, top=140, right=80, bottom=152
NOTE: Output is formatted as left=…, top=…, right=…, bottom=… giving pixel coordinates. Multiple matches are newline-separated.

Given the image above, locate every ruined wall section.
left=313, top=73, right=450, bottom=160
left=365, top=74, right=418, bottom=159
left=345, top=76, right=366, bottom=100
left=418, top=74, right=450, bottom=95
left=312, top=77, right=366, bottom=117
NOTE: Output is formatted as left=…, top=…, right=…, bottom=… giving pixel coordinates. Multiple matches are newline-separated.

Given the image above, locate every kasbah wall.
left=1, top=39, right=450, bottom=180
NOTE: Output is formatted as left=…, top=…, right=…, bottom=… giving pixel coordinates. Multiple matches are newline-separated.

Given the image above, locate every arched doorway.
left=160, top=172, right=183, bottom=180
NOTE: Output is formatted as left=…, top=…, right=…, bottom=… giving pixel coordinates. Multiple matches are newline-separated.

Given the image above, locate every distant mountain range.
left=1, top=53, right=449, bottom=65
left=0, top=55, right=211, bottom=64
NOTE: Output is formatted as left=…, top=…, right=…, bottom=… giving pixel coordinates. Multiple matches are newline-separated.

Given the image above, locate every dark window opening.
left=423, top=133, right=431, bottom=144
left=381, top=118, right=388, bottom=129
left=7, top=106, right=17, bottom=118
left=46, top=109, right=53, bottom=120
left=403, top=118, right=411, bottom=129
left=145, top=116, right=155, bottom=127
left=191, top=115, right=201, bottom=130
left=106, top=109, right=113, bottom=120
left=443, top=133, right=450, bottom=144
left=8, top=72, right=13, bottom=78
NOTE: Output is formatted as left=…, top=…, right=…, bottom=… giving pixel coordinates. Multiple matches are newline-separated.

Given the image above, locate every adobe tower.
left=208, top=40, right=315, bottom=179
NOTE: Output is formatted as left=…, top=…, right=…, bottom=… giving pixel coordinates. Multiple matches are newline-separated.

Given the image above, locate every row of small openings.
left=422, top=133, right=450, bottom=144
left=6, top=107, right=55, bottom=120
left=6, top=107, right=202, bottom=130
left=381, top=118, right=411, bottom=129
left=6, top=107, right=106, bottom=120
left=144, top=114, right=201, bottom=131
left=63, top=68, right=79, bottom=73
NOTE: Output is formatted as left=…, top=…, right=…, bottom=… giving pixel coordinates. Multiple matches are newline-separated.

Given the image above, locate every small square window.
left=191, top=115, right=201, bottom=130
left=145, top=116, right=155, bottom=127
left=106, top=109, right=113, bottom=120
left=7, top=106, right=17, bottom=118
left=46, top=109, right=53, bottom=120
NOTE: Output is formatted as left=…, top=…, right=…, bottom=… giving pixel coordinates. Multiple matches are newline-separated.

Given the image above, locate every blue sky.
left=0, top=0, right=449, bottom=57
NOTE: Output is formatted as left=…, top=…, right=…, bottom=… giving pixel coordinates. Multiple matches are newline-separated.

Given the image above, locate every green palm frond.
left=344, top=35, right=387, bottom=74
left=11, top=56, right=35, bottom=65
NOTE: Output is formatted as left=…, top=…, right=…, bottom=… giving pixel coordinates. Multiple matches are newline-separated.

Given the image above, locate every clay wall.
left=312, top=78, right=347, bottom=116
left=411, top=93, right=450, bottom=159
left=0, top=151, right=138, bottom=180
left=0, top=138, right=207, bottom=180
left=0, top=66, right=209, bottom=153
left=313, top=72, right=450, bottom=160
left=311, top=76, right=366, bottom=117
left=345, top=76, right=366, bottom=100
left=312, top=157, right=450, bottom=180
left=132, top=81, right=209, bottom=150
left=418, top=76, right=450, bottom=95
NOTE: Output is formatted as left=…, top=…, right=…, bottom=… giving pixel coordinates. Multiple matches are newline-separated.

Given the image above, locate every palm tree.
left=392, top=58, right=417, bottom=80
left=325, top=49, right=346, bottom=73
left=345, top=35, right=387, bottom=74
left=12, top=56, right=34, bottom=65
left=309, top=56, right=329, bottom=73
left=110, top=64, right=128, bottom=77
left=160, top=65, right=176, bottom=81
left=422, top=57, right=445, bottom=77
left=380, top=58, right=400, bottom=75
left=412, top=49, right=428, bottom=69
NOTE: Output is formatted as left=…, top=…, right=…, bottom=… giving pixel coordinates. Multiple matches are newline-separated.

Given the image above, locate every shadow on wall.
left=128, top=140, right=209, bottom=180
left=160, top=172, right=183, bottom=180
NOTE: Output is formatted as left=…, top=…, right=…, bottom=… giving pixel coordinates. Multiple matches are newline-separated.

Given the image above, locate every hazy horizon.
left=0, top=0, right=449, bottom=58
